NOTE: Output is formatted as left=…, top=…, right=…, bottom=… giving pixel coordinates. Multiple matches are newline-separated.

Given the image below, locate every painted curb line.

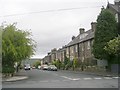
left=2, top=76, right=28, bottom=82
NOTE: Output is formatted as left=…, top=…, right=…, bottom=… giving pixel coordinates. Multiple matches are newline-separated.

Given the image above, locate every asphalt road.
left=2, top=69, right=119, bottom=88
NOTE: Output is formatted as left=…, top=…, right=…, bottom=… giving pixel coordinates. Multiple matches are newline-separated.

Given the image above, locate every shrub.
left=2, top=66, right=15, bottom=74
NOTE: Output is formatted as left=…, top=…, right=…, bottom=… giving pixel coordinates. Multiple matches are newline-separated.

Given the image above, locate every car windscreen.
left=25, top=64, right=30, bottom=67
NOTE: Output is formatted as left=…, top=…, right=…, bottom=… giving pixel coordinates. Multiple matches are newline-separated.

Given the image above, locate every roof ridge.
left=66, top=29, right=93, bottom=46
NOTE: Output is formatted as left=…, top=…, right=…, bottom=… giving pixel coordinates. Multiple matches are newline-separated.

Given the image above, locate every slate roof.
left=66, top=29, right=94, bottom=47
left=66, top=3, right=120, bottom=47
left=108, top=3, right=120, bottom=13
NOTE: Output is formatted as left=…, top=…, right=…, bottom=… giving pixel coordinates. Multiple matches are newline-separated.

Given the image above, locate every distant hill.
left=22, top=58, right=43, bottom=66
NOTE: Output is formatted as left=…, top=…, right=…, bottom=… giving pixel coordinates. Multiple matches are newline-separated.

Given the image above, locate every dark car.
left=48, top=65, right=57, bottom=71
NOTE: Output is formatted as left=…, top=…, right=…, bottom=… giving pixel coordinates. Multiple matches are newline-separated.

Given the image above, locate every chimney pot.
left=79, top=28, right=85, bottom=34
left=91, top=22, right=97, bottom=32
left=72, top=36, right=76, bottom=40
left=114, top=0, right=120, bottom=5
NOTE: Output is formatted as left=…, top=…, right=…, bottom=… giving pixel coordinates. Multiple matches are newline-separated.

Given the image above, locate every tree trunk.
left=81, top=65, right=84, bottom=71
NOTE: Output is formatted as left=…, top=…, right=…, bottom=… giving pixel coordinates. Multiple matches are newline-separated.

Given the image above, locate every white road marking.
left=60, top=76, right=80, bottom=81
left=112, top=77, right=119, bottom=79
left=104, top=77, right=113, bottom=79
left=83, top=78, right=92, bottom=80
left=60, top=76, right=72, bottom=80
left=60, top=75, right=116, bottom=81
left=94, top=77, right=102, bottom=80
left=67, top=78, right=73, bottom=80
left=72, top=78, right=81, bottom=81
left=36, top=76, right=117, bottom=84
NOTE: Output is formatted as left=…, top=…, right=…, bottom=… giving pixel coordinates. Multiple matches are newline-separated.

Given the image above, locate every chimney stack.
left=114, top=0, right=120, bottom=5
left=48, top=52, right=51, bottom=55
left=79, top=28, right=85, bottom=34
left=72, top=36, right=75, bottom=40
left=91, top=22, right=97, bottom=32
left=51, top=48, right=57, bottom=52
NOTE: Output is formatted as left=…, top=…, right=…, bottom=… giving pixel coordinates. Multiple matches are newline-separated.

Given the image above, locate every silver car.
left=48, top=65, right=57, bottom=71
left=42, top=65, right=49, bottom=70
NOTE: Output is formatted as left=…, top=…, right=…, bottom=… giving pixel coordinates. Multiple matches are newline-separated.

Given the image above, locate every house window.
left=115, top=13, right=118, bottom=23
left=82, top=44, right=84, bottom=51
left=76, top=45, right=78, bottom=52
left=67, top=48, right=69, bottom=54
left=91, top=40, right=94, bottom=45
left=71, top=47, right=74, bottom=53
left=82, top=57, right=84, bottom=62
left=87, top=41, right=90, bottom=49
left=70, top=56, right=74, bottom=61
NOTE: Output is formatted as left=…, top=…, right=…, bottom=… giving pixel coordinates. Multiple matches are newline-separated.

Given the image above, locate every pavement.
left=2, top=70, right=28, bottom=82
left=66, top=70, right=119, bottom=77
left=2, top=69, right=119, bottom=82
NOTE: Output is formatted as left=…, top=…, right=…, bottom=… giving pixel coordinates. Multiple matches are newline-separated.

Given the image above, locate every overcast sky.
left=0, top=0, right=115, bottom=59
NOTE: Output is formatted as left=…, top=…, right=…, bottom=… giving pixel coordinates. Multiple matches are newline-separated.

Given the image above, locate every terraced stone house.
left=66, top=22, right=96, bottom=65
left=56, top=47, right=66, bottom=62
left=43, top=0, right=120, bottom=66
left=107, top=0, right=120, bottom=34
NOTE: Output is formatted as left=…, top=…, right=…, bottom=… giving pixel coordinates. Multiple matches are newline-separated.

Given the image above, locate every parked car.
left=41, top=65, right=49, bottom=70
left=24, top=64, right=31, bottom=70
left=38, top=65, right=41, bottom=69
left=32, top=66, right=36, bottom=69
left=48, top=65, right=57, bottom=71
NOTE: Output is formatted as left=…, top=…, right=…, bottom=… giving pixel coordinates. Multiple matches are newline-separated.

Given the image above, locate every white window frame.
left=87, top=41, right=90, bottom=50
left=82, top=57, right=84, bottom=62
left=76, top=45, right=78, bottom=52
left=115, top=13, right=118, bottom=23
left=82, top=45, right=84, bottom=51
left=67, top=48, right=69, bottom=54
left=71, top=47, right=74, bottom=54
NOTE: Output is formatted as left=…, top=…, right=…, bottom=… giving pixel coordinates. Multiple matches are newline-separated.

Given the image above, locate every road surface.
left=2, top=69, right=119, bottom=88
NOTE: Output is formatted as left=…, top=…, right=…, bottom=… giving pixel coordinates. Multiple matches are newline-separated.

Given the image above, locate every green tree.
left=33, top=61, right=41, bottom=68
left=63, top=56, right=72, bottom=70
left=92, top=9, right=118, bottom=60
left=104, top=36, right=120, bottom=63
left=65, top=59, right=72, bottom=70
left=61, top=63, right=65, bottom=70
left=51, top=60, right=56, bottom=65
left=73, top=57, right=79, bottom=70
left=55, top=59, right=61, bottom=69
left=0, top=27, right=1, bottom=56
left=64, top=56, right=69, bottom=66
left=2, top=23, right=36, bottom=75
left=52, top=59, right=62, bottom=69
left=104, top=36, right=120, bottom=55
